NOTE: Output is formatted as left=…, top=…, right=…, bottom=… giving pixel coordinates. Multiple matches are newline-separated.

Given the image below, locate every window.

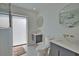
left=0, top=14, right=9, bottom=28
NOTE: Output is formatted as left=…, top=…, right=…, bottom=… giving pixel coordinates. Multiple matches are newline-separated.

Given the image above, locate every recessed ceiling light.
left=33, top=8, right=36, bottom=10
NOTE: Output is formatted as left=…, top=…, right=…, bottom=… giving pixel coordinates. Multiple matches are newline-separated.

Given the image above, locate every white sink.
left=54, top=36, right=79, bottom=45
left=64, top=37, right=79, bottom=45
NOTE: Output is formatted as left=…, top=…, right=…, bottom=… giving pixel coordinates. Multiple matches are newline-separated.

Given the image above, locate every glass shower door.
left=12, top=15, right=27, bottom=46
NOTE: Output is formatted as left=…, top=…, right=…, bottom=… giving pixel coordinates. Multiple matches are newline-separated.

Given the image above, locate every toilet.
left=36, top=37, right=50, bottom=56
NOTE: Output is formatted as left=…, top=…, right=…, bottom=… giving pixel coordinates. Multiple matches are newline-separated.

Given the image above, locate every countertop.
left=50, top=37, right=79, bottom=54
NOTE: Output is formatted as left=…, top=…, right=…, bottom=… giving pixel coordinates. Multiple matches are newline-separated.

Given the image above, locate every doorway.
left=12, top=15, right=28, bottom=56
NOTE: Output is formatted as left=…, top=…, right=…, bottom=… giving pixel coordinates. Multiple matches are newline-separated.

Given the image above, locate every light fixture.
left=33, top=8, right=36, bottom=10
left=59, top=4, right=79, bottom=28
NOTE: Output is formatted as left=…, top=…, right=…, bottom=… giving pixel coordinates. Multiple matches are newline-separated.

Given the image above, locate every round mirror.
left=36, top=16, right=43, bottom=28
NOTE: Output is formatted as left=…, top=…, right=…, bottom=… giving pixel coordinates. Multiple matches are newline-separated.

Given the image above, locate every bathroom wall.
left=38, top=4, right=69, bottom=38
left=12, top=3, right=79, bottom=45
left=40, top=3, right=79, bottom=43
left=13, top=3, right=69, bottom=42
left=61, top=4, right=79, bottom=42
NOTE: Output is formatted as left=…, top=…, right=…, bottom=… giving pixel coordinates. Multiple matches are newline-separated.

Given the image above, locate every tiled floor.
left=27, top=45, right=37, bottom=56
left=22, top=44, right=37, bottom=56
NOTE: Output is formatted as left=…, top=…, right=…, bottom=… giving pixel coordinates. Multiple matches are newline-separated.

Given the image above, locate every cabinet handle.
left=58, top=50, right=60, bottom=56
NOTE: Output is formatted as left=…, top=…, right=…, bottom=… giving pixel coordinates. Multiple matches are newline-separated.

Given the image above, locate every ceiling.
left=13, top=3, right=68, bottom=12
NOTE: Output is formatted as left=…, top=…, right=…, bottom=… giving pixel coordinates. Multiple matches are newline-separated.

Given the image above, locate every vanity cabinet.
left=59, top=46, right=75, bottom=56
left=49, top=42, right=60, bottom=56
left=49, top=42, right=78, bottom=56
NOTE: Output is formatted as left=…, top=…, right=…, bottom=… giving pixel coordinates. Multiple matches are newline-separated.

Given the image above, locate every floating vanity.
left=49, top=38, right=79, bottom=56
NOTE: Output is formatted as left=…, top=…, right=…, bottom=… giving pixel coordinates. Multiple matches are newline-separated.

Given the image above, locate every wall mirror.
left=59, top=3, right=79, bottom=28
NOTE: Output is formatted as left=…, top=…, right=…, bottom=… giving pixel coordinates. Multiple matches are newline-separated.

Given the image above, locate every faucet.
left=63, top=34, right=74, bottom=40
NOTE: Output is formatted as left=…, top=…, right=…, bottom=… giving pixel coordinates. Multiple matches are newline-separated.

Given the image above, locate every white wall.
left=39, top=3, right=79, bottom=42
left=13, top=3, right=69, bottom=42
left=11, top=3, right=79, bottom=47
left=38, top=4, right=69, bottom=38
